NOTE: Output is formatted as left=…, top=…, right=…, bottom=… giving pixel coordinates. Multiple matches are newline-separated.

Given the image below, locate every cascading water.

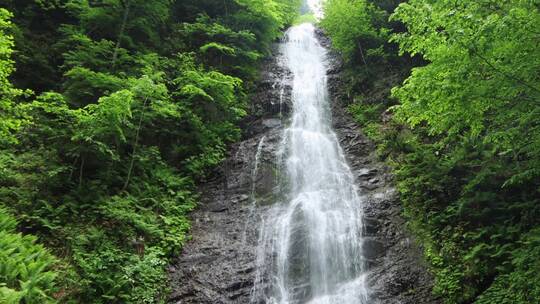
left=243, top=136, right=267, bottom=243
left=251, top=20, right=369, bottom=304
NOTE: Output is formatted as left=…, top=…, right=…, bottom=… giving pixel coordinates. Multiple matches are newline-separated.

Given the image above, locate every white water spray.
left=251, top=21, right=369, bottom=304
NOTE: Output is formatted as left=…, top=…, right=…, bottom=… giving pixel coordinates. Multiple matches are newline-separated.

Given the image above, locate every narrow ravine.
left=250, top=23, right=368, bottom=303
left=168, top=7, right=437, bottom=304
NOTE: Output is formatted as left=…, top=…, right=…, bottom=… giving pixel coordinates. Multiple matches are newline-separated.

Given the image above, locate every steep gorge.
left=167, top=19, right=437, bottom=304
left=1, top=0, right=537, bottom=302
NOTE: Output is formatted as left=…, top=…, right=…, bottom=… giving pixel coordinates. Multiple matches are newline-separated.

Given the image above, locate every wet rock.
left=358, top=168, right=378, bottom=178
left=360, top=183, right=379, bottom=191
left=208, top=203, right=228, bottom=213
left=237, top=194, right=249, bottom=202
left=321, top=28, right=440, bottom=304
left=363, top=217, right=380, bottom=236
left=167, top=44, right=287, bottom=304
left=240, top=45, right=293, bottom=140
left=253, top=165, right=277, bottom=199
left=168, top=28, right=439, bottom=304
left=369, top=178, right=380, bottom=184
left=363, top=238, right=386, bottom=260
left=262, top=118, right=281, bottom=128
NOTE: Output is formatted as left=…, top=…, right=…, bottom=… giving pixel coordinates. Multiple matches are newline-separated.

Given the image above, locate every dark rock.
left=360, top=183, right=379, bottom=191
left=363, top=238, right=386, bottom=260
left=358, top=168, right=378, bottom=179
left=168, top=28, right=439, bottom=304
left=167, top=44, right=287, bottom=304
left=369, top=178, right=380, bottom=184
left=208, top=203, right=228, bottom=213
left=322, top=28, right=440, bottom=304
left=363, top=217, right=380, bottom=236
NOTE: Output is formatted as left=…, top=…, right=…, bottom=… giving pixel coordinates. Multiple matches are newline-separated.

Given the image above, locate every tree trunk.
left=112, top=0, right=131, bottom=68
left=358, top=41, right=367, bottom=67
left=123, top=96, right=149, bottom=190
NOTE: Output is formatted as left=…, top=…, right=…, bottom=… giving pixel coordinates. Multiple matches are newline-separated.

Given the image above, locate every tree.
left=0, top=8, right=28, bottom=146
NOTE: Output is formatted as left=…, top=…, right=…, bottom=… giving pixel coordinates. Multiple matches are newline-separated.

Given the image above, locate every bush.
left=0, top=208, right=58, bottom=304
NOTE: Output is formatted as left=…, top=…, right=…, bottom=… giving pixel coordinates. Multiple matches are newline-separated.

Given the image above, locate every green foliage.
left=348, top=99, right=383, bottom=127
left=0, top=8, right=25, bottom=146
left=321, top=0, right=411, bottom=106
left=324, top=0, right=540, bottom=302
left=387, top=2, right=540, bottom=301
left=475, top=229, right=540, bottom=303
left=64, top=0, right=172, bottom=51
left=174, top=15, right=262, bottom=79
left=0, top=0, right=301, bottom=303
left=0, top=208, right=58, bottom=304
left=293, top=13, right=317, bottom=25
left=1, top=0, right=69, bottom=92
left=391, top=1, right=540, bottom=141
left=321, top=0, right=387, bottom=61
left=233, top=0, right=301, bottom=46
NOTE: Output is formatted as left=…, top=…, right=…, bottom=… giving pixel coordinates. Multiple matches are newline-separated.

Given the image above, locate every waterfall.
left=252, top=136, right=267, bottom=198
left=251, top=22, right=369, bottom=304
left=243, top=136, right=267, bottom=243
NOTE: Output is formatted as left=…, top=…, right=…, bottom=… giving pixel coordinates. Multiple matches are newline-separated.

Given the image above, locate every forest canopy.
left=322, top=0, right=540, bottom=303
left=0, top=0, right=299, bottom=303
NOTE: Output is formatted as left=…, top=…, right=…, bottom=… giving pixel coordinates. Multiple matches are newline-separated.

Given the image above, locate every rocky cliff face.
left=318, top=28, right=440, bottom=303
left=167, top=32, right=440, bottom=304
left=167, top=44, right=291, bottom=303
